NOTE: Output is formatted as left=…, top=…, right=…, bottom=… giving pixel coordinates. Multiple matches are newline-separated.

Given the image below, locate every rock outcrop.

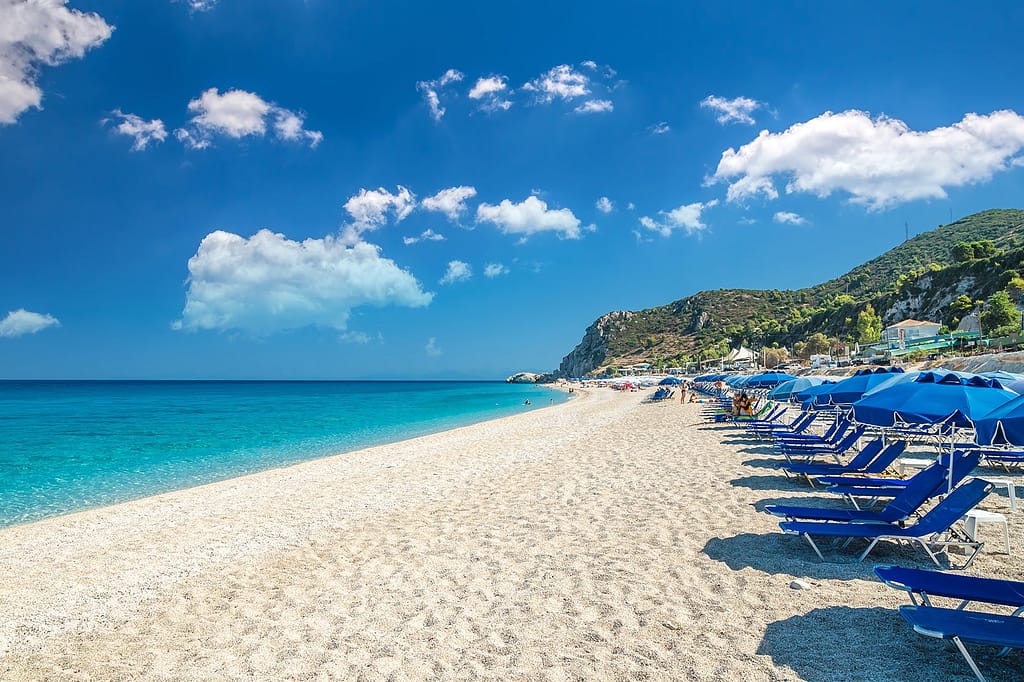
left=557, top=311, right=634, bottom=377
left=505, top=372, right=556, bottom=384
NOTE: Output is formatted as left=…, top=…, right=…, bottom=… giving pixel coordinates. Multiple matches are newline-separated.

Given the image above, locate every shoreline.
left=2, top=387, right=1020, bottom=679
left=0, top=381, right=569, bottom=530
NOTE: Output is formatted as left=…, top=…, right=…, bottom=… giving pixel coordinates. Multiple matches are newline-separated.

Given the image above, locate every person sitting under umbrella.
left=732, top=391, right=754, bottom=417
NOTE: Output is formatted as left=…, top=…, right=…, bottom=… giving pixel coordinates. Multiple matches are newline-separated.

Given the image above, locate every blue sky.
left=4, top=1, right=1024, bottom=379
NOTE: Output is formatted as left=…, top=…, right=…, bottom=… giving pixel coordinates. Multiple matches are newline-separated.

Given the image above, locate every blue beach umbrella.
left=851, top=372, right=1017, bottom=430
left=795, top=382, right=841, bottom=410
left=794, top=381, right=835, bottom=401
left=980, top=370, right=1024, bottom=395
left=973, top=394, right=1024, bottom=445
left=807, top=367, right=905, bottom=407
left=981, top=370, right=1024, bottom=381
left=853, top=372, right=1018, bottom=492
left=860, top=369, right=982, bottom=400
left=769, top=377, right=831, bottom=401
left=743, top=371, right=798, bottom=389
left=658, top=376, right=683, bottom=385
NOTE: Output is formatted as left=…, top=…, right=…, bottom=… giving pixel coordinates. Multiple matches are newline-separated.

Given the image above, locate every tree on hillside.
left=853, top=304, right=883, bottom=343
left=803, top=333, right=832, bottom=357
left=762, top=347, right=788, bottom=369
left=974, top=240, right=1000, bottom=259
left=980, top=291, right=1019, bottom=336
left=952, top=242, right=975, bottom=262
left=952, top=240, right=1002, bottom=262
left=1005, top=275, right=1024, bottom=302
left=946, top=294, right=978, bottom=329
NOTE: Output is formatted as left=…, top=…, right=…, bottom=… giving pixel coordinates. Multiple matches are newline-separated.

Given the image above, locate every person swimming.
left=524, top=399, right=531, bottom=405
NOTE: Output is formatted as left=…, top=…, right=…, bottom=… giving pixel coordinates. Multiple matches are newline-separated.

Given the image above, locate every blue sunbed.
left=780, top=439, right=906, bottom=482
left=765, top=462, right=948, bottom=524
left=874, top=565, right=1024, bottom=612
left=778, top=478, right=993, bottom=567
left=819, top=451, right=980, bottom=502
left=898, top=606, right=1023, bottom=681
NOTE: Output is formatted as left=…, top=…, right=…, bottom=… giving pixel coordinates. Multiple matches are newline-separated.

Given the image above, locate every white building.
left=881, top=319, right=942, bottom=343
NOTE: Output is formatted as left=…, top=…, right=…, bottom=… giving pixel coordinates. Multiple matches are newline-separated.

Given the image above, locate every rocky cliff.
left=557, top=311, right=633, bottom=377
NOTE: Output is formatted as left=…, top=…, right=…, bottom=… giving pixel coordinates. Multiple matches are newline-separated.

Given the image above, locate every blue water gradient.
left=0, top=381, right=566, bottom=527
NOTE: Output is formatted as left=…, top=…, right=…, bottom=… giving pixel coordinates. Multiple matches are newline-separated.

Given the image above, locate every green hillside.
left=558, top=209, right=1024, bottom=376
left=812, top=209, right=1024, bottom=299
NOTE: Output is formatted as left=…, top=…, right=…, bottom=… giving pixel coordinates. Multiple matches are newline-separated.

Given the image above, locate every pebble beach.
left=1, top=387, right=1021, bottom=680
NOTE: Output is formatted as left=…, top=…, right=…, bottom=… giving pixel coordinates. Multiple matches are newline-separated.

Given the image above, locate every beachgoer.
left=680, top=383, right=688, bottom=404
left=524, top=399, right=531, bottom=406
left=732, top=391, right=753, bottom=417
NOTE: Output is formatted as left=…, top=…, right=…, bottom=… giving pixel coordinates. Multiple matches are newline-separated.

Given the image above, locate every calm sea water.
left=0, top=381, right=566, bottom=528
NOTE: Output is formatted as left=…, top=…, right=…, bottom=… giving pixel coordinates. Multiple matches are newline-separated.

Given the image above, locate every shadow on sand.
left=721, top=437, right=760, bottom=445
left=729, top=474, right=805, bottom=492
left=758, top=606, right=999, bottom=681
left=741, top=457, right=786, bottom=470
left=737, top=445, right=777, bottom=455
left=702, top=532, right=952, bottom=580
left=750, top=495, right=855, bottom=514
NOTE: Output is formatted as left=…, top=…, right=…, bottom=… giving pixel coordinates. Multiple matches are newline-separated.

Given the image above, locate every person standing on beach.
left=679, top=381, right=688, bottom=404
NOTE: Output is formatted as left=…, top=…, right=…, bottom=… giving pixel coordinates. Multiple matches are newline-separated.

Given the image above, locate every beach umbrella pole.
left=947, top=425, right=956, bottom=494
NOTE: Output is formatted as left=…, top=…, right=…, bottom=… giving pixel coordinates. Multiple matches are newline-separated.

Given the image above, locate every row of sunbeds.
left=711, top=396, right=1022, bottom=681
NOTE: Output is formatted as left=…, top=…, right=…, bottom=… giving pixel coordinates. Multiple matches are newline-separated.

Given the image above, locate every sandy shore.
left=1, top=388, right=1021, bottom=680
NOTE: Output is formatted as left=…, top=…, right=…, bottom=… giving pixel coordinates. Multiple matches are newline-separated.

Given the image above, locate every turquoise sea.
left=0, top=381, right=566, bottom=528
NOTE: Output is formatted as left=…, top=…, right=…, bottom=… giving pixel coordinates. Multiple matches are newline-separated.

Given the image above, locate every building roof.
left=885, top=319, right=941, bottom=328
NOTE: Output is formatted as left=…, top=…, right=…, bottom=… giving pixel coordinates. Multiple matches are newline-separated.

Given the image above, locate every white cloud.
left=648, top=121, right=671, bottom=135
left=595, top=196, right=613, bottom=213
left=523, top=64, right=590, bottom=102
left=178, top=0, right=217, bottom=10
left=421, top=186, right=477, bottom=221
left=711, top=109, right=1024, bottom=209
left=476, top=196, right=583, bottom=240
left=425, top=337, right=442, bottom=357
left=574, top=99, right=613, bottom=114
left=403, top=229, right=445, bottom=245
left=105, top=109, right=166, bottom=151
left=0, top=308, right=60, bottom=337
left=484, top=263, right=509, bottom=278
left=439, top=260, right=472, bottom=285
left=339, top=331, right=371, bottom=344
left=174, top=88, right=321, bottom=149
left=632, top=229, right=652, bottom=244
left=773, top=211, right=806, bottom=225
left=640, top=200, right=719, bottom=237
left=426, top=63, right=615, bottom=118
left=0, top=0, right=113, bottom=124
left=469, top=76, right=506, bottom=99
left=416, top=68, right=464, bottom=122
left=700, top=95, right=763, bottom=125
left=468, top=75, right=511, bottom=113
left=273, top=110, right=323, bottom=148
left=627, top=202, right=636, bottom=210
left=341, top=186, right=416, bottom=242
left=175, top=229, right=432, bottom=334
